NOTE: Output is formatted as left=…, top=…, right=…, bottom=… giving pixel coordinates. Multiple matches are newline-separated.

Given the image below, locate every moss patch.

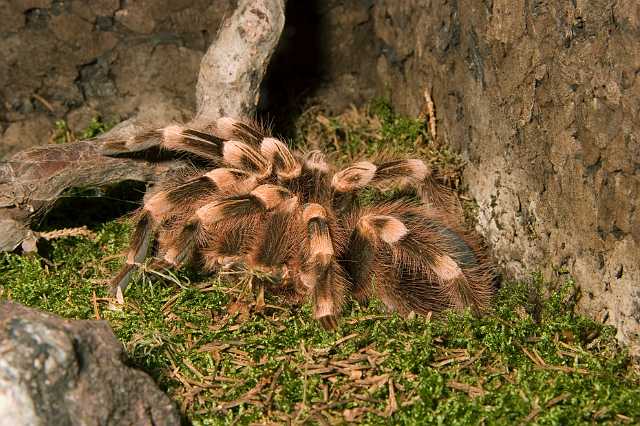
left=2, top=231, right=638, bottom=424
left=52, top=116, right=114, bottom=144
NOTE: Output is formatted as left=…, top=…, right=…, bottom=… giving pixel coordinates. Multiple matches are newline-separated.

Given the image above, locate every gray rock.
left=0, top=302, right=181, bottom=426
left=0, top=114, right=52, bottom=158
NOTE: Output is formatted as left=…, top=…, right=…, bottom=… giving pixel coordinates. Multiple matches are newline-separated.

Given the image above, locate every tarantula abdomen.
left=107, top=117, right=495, bottom=329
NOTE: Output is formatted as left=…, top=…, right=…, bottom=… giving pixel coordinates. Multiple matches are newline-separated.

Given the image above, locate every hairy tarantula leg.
left=146, top=168, right=258, bottom=221
left=163, top=184, right=294, bottom=266
left=303, top=150, right=330, bottom=173
left=349, top=211, right=489, bottom=314
left=407, top=213, right=493, bottom=312
left=109, top=211, right=154, bottom=295
left=343, top=213, right=408, bottom=304
left=103, top=117, right=269, bottom=164
left=260, top=137, right=302, bottom=181
left=247, top=196, right=301, bottom=269
left=429, top=253, right=478, bottom=311
left=300, top=204, right=346, bottom=330
left=110, top=264, right=136, bottom=296
left=332, top=159, right=429, bottom=192
left=222, top=140, right=272, bottom=176
left=101, top=126, right=225, bottom=160
left=332, top=158, right=454, bottom=208
left=109, top=168, right=259, bottom=294
left=215, top=117, right=266, bottom=144
left=286, top=150, right=332, bottom=204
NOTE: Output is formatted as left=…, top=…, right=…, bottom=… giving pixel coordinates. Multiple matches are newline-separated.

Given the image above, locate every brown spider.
left=105, top=117, right=495, bottom=330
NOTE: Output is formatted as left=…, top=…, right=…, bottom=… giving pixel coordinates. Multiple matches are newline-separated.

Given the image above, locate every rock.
left=0, top=0, right=237, bottom=158
left=115, top=0, right=157, bottom=34
left=0, top=2, right=24, bottom=33
left=298, top=1, right=640, bottom=352
left=65, top=105, right=100, bottom=133
left=0, top=302, right=181, bottom=426
left=0, top=115, right=53, bottom=158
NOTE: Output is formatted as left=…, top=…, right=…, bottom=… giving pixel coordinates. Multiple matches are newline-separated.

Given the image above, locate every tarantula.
left=106, top=117, right=494, bottom=329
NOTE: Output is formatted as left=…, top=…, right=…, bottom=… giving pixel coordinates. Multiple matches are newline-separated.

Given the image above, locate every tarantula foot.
left=109, top=264, right=136, bottom=296
left=318, top=314, right=339, bottom=331
left=147, top=258, right=173, bottom=271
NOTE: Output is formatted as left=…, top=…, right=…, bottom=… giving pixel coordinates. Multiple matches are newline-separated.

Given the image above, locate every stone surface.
left=0, top=302, right=180, bottom=426
left=296, top=0, right=640, bottom=352
left=0, top=114, right=52, bottom=158
left=0, top=0, right=237, bottom=158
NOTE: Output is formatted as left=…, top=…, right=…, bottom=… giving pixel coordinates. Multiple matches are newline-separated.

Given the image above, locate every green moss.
left=1, top=222, right=638, bottom=425
left=52, top=116, right=114, bottom=144
left=53, top=120, right=72, bottom=144
left=81, top=116, right=114, bottom=139
left=1, top=104, right=638, bottom=425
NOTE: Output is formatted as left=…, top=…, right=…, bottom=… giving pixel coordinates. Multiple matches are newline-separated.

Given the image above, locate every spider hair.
left=106, top=117, right=495, bottom=329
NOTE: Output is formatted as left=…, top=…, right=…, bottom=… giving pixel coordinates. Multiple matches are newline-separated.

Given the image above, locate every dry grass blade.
left=218, top=378, right=269, bottom=411
left=523, top=406, right=542, bottom=423
left=431, top=354, right=470, bottom=368
left=545, top=393, right=570, bottom=408
left=446, top=380, right=486, bottom=398
left=616, top=414, right=633, bottom=423
left=346, top=315, right=391, bottom=325
left=32, top=93, right=54, bottom=112
left=418, top=88, right=437, bottom=141
left=522, top=346, right=591, bottom=375
left=460, top=347, right=486, bottom=369
left=264, top=362, right=285, bottom=408
left=334, top=333, right=359, bottom=347
left=37, top=226, right=96, bottom=241
left=536, top=365, right=591, bottom=375
left=522, top=347, right=546, bottom=366
left=182, top=358, right=206, bottom=381
left=385, top=378, right=398, bottom=417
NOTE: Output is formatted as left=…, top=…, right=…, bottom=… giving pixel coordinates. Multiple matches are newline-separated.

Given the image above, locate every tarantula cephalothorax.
left=106, top=117, right=495, bottom=329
